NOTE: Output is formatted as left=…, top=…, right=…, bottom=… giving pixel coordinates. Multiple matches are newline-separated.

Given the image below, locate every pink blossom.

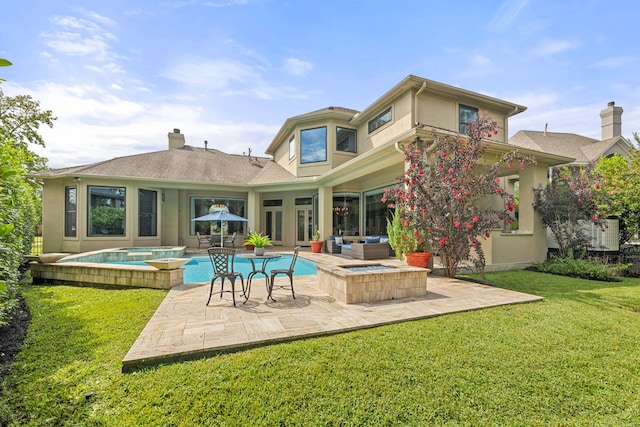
left=454, top=221, right=461, bottom=228
left=439, top=237, right=447, bottom=247
left=466, top=223, right=474, bottom=230
left=473, top=216, right=480, bottom=223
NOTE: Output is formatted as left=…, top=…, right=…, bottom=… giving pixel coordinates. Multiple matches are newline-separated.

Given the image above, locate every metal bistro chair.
left=222, top=231, right=237, bottom=248
left=268, top=246, right=300, bottom=300
left=207, top=247, right=245, bottom=306
left=196, top=231, right=210, bottom=250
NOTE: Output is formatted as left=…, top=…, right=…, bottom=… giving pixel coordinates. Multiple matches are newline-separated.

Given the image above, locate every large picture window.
left=364, top=186, right=394, bottom=236
left=336, top=127, right=356, bottom=153
left=368, top=107, right=392, bottom=133
left=459, top=104, right=478, bottom=134
left=138, top=189, right=157, bottom=237
left=88, top=186, right=125, bottom=236
left=333, top=193, right=360, bottom=236
left=190, top=197, right=247, bottom=236
left=300, top=126, right=327, bottom=164
left=64, top=186, right=77, bottom=237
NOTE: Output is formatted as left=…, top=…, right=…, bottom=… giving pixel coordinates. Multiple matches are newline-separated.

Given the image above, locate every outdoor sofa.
left=339, top=235, right=392, bottom=260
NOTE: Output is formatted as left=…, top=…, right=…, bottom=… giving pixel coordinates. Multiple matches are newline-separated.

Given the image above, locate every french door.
left=296, top=208, right=313, bottom=246
left=264, top=209, right=283, bottom=245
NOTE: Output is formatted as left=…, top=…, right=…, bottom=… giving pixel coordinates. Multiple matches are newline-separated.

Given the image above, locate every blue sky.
left=2, top=0, right=639, bottom=168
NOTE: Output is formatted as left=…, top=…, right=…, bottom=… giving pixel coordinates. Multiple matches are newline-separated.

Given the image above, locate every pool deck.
left=122, top=250, right=544, bottom=372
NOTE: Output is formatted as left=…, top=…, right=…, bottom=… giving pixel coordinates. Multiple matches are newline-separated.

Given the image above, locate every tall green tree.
left=595, top=147, right=640, bottom=244
left=0, top=59, right=54, bottom=326
left=0, top=87, right=55, bottom=172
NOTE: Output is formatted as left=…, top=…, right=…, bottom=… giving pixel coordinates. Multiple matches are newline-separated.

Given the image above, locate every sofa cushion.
left=364, top=236, right=380, bottom=244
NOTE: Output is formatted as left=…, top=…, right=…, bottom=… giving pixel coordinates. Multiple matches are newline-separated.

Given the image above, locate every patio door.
left=296, top=208, right=313, bottom=246
left=265, top=209, right=283, bottom=245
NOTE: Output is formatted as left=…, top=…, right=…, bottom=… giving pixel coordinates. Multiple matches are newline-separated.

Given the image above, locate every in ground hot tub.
left=315, top=263, right=429, bottom=304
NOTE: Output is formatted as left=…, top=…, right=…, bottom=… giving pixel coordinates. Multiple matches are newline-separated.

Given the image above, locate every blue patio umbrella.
left=191, top=211, right=248, bottom=247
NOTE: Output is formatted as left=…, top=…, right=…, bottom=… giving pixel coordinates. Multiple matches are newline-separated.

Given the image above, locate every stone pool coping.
left=30, top=247, right=188, bottom=289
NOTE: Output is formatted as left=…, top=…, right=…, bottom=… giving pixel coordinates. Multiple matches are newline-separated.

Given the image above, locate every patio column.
left=318, top=185, right=333, bottom=241
left=247, top=190, right=261, bottom=234
left=518, top=164, right=548, bottom=261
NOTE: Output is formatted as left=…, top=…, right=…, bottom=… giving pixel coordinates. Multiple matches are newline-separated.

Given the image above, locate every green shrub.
left=534, top=253, right=629, bottom=282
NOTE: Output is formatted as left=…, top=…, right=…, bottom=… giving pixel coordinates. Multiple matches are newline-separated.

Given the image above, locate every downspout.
left=396, top=81, right=428, bottom=154
left=504, top=106, right=520, bottom=141
left=414, top=81, right=427, bottom=126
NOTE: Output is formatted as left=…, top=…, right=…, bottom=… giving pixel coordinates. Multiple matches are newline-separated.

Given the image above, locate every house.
left=509, top=102, right=633, bottom=166
left=509, top=102, right=633, bottom=253
left=34, top=75, right=573, bottom=270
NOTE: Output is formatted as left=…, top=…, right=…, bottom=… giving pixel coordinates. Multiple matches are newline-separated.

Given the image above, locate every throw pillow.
left=335, top=236, right=344, bottom=245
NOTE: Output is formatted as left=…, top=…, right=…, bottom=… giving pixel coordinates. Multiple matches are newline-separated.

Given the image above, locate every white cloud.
left=589, top=56, right=637, bottom=68
left=40, top=12, right=122, bottom=71
left=4, top=80, right=280, bottom=168
left=282, top=58, right=313, bottom=76
left=534, top=39, right=579, bottom=56
left=472, top=54, right=491, bottom=66
left=162, top=57, right=309, bottom=100
left=490, top=0, right=530, bottom=27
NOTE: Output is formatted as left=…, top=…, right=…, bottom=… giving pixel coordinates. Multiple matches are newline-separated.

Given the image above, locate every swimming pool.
left=109, top=254, right=317, bottom=283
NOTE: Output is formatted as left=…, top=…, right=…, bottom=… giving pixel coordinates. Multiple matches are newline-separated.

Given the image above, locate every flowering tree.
left=533, top=164, right=608, bottom=257
left=382, top=113, right=536, bottom=277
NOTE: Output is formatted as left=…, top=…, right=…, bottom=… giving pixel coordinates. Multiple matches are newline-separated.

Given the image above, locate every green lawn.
left=1, top=271, right=640, bottom=426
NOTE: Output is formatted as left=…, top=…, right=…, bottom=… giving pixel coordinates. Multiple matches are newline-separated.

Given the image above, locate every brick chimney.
left=600, top=102, right=623, bottom=140
left=168, top=128, right=185, bottom=149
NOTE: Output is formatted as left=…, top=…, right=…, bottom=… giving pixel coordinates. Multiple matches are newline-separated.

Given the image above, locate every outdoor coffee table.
left=236, top=253, right=281, bottom=302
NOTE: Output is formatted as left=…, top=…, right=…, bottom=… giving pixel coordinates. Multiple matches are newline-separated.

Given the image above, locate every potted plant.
left=404, top=230, right=432, bottom=268
left=310, top=228, right=323, bottom=253
left=243, top=231, right=273, bottom=255
left=387, top=208, right=407, bottom=260
left=387, top=208, right=431, bottom=267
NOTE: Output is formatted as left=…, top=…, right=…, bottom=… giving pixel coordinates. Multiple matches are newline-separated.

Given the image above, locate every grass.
left=1, top=271, right=640, bottom=425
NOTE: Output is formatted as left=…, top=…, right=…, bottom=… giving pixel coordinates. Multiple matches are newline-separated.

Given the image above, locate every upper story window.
left=289, top=134, right=295, bottom=160
left=368, top=107, right=392, bottom=133
left=336, top=127, right=357, bottom=153
left=459, top=104, right=478, bottom=134
left=300, top=126, right=327, bottom=164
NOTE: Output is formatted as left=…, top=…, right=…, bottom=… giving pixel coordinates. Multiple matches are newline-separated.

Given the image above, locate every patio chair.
left=196, top=232, right=210, bottom=249
left=222, top=231, right=237, bottom=248
left=268, top=246, right=300, bottom=300
left=207, top=247, right=245, bottom=306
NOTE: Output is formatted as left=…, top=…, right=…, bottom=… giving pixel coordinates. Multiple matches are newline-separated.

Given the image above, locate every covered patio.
left=122, top=250, right=543, bottom=372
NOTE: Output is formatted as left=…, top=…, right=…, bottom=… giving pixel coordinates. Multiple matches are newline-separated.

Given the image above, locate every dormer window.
left=459, top=104, right=478, bottom=134
left=368, top=107, right=392, bottom=133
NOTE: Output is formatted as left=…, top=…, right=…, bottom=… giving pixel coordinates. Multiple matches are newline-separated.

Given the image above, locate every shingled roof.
left=36, top=145, right=297, bottom=185
left=509, top=130, right=622, bottom=164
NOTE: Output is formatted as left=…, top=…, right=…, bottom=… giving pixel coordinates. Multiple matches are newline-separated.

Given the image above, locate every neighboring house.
left=509, top=102, right=633, bottom=166
left=33, top=75, right=572, bottom=269
left=509, top=102, right=633, bottom=253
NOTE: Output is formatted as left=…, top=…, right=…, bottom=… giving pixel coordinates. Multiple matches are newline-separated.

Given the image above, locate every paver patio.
left=122, top=252, right=543, bottom=371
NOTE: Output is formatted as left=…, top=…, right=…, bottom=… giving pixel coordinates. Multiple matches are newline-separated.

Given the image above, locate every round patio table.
left=236, top=253, right=282, bottom=302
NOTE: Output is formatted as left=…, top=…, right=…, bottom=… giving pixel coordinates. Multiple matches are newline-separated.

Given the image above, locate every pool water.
left=109, top=254, right=317, bottom=283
